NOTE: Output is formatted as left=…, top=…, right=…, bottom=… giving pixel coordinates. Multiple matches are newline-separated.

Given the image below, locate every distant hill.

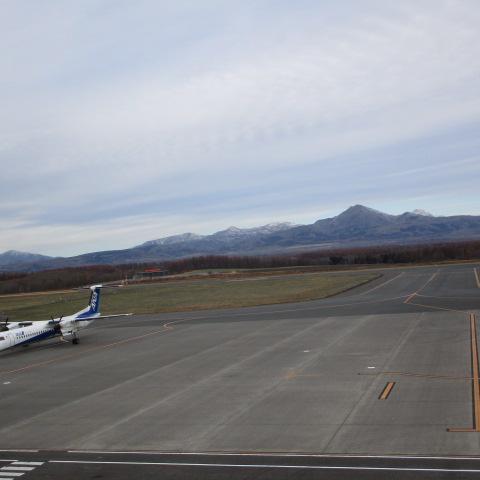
left=3, top=206, right=480, bottom=271
left=255, top=205, right=479, bottom=247
left=0, top=250, right=52, bottom=270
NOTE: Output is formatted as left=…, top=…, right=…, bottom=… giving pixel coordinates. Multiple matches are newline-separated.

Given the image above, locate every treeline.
left=0, top=264, right=140, bottom=295
left=0, top=272, right=27, bottom=282
left=162, top=254, right=298, bottom=273
left=163, top=239, right=480, bottom=271
left=1, top=239, right=479, bottom=295
left=300, top=240, right=480, bottom=265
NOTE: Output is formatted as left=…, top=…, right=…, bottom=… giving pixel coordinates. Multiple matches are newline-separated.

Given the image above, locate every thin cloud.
left=0, top=0, right=479, bottom=255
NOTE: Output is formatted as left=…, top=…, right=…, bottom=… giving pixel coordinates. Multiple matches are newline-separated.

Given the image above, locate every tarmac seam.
left=0, top=318, right=293, bottom=438
left=190, top=315, right=375, bottom=450
left=322, top=311, right=423, bottom=452
left=73, top=316, right=341, bottom=448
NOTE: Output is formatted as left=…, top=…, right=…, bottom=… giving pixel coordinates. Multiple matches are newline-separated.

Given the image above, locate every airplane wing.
left=74, top=313, right=133, bottom=322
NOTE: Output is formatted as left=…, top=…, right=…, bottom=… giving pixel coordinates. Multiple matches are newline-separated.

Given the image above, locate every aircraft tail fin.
left=74, top=284, right=103, bottom=319
left=87, top=285, right=101, bottom=315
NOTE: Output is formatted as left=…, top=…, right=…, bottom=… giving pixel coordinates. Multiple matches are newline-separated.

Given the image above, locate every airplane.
left=0, top=284, right=132, bottom=353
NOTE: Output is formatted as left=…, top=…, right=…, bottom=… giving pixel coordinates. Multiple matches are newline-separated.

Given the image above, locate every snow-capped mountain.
left=411, top=209, right=434, bottom=217
left=211, top=223, right=297, bottom=240
left=4, top=206, right=480, bottom=271
left=139, top=223, right=297, bottom=246
left=0, top=250, right=52, bottom=268
left=140, top=233, right=205, bottom=247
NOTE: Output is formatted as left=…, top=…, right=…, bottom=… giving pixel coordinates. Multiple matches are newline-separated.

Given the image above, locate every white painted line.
left=2, top=467, right=34, bottom=471
left=475, top=268, right=480, bottom=288
left=11, top=462, right=43, bottom=466
left=357, top=272, right=404, bottom=296
left=49, top=460, right=480, bottom=473
left=0, top=473, right=24, bottom=477
left=67, top=450, right=480, bottom=460
left=0, top=451, right=38, bottom=454
left=2, top=382, right=10, bottom=385
left=367, top=366, right=376, bottom=369
left=0, top=462, right=17, bottom=464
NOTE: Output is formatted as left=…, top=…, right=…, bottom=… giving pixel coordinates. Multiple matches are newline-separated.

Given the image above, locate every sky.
left=1, top=0, right=480, bottom=257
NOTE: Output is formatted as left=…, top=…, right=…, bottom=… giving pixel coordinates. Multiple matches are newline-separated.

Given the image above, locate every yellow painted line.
left=474, top=268, right=480, bottom=289
left=403, top=272, right=438, bottom=304
left=378, top=382, right=395, bottom=400
left=448, top=313, right=480, bottom=432
left=470, top=313, right=480, bottom=431
left=404, top=293, right=416, bottom=304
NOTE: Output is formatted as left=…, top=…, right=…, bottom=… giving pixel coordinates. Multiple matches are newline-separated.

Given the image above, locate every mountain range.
left=2, top=205, right=480, bottom=272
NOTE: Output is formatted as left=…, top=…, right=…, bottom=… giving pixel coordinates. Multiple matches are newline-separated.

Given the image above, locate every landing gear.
left=72, top=333, right=79, bottom=345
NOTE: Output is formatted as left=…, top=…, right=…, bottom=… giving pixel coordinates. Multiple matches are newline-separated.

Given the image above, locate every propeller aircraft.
left=0, top=285, right=132, bottom=352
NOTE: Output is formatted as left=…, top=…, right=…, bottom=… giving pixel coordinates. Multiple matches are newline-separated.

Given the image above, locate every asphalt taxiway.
left=1, top=263, right=480, bottom=478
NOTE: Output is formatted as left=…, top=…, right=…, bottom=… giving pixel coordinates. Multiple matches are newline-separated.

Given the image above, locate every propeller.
left=0, top=315, right=9, bottom=332
left=49, top=315, right=63, bottom=334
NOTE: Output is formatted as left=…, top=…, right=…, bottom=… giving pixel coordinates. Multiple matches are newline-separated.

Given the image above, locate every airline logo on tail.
left=90, top=290, right=99, bottom=313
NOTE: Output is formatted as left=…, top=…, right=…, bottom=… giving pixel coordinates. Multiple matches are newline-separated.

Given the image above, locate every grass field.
left=0, top=272, right=379, bottom=321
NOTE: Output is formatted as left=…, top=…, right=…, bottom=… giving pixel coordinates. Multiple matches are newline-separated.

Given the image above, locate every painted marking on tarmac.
left=470, top=313, right=480, bottom=431
left=403, top=300, right=466, bottom=313
left=404, top=271, right=439, bottom=304
left=67, top=451, right=480, bottom=460
left=475, top=268, right=480, bottom=288
left=357, top=272, right=404, bottom=296
left=416, top=293, right=480, bottom=300
left=379, top=382, right=395, bottom=400
left=48, top=459, right=480, bottom=473
left=0, top=451, right=38, bottom=454
left=448, top=313, right=480, bottom=432
left=404, top=293, right=416, bottom=304
left=418, top=271, right=439, bottom=293
left=1, top=467, right=34, bottom=471
left=360, top=370, right=474, bottom=381
left=0, top=461, right=44, bottom=479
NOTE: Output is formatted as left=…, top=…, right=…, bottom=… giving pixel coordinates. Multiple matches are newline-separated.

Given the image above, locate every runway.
left=1, top=263, right=480, bottom=478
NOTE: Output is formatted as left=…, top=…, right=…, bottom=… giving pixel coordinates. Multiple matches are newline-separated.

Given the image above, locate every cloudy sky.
left=1, top=0, right=480, bottom=256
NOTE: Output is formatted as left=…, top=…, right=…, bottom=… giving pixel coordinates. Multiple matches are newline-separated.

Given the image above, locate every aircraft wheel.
left=72, top=338, right=79, bottom=345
